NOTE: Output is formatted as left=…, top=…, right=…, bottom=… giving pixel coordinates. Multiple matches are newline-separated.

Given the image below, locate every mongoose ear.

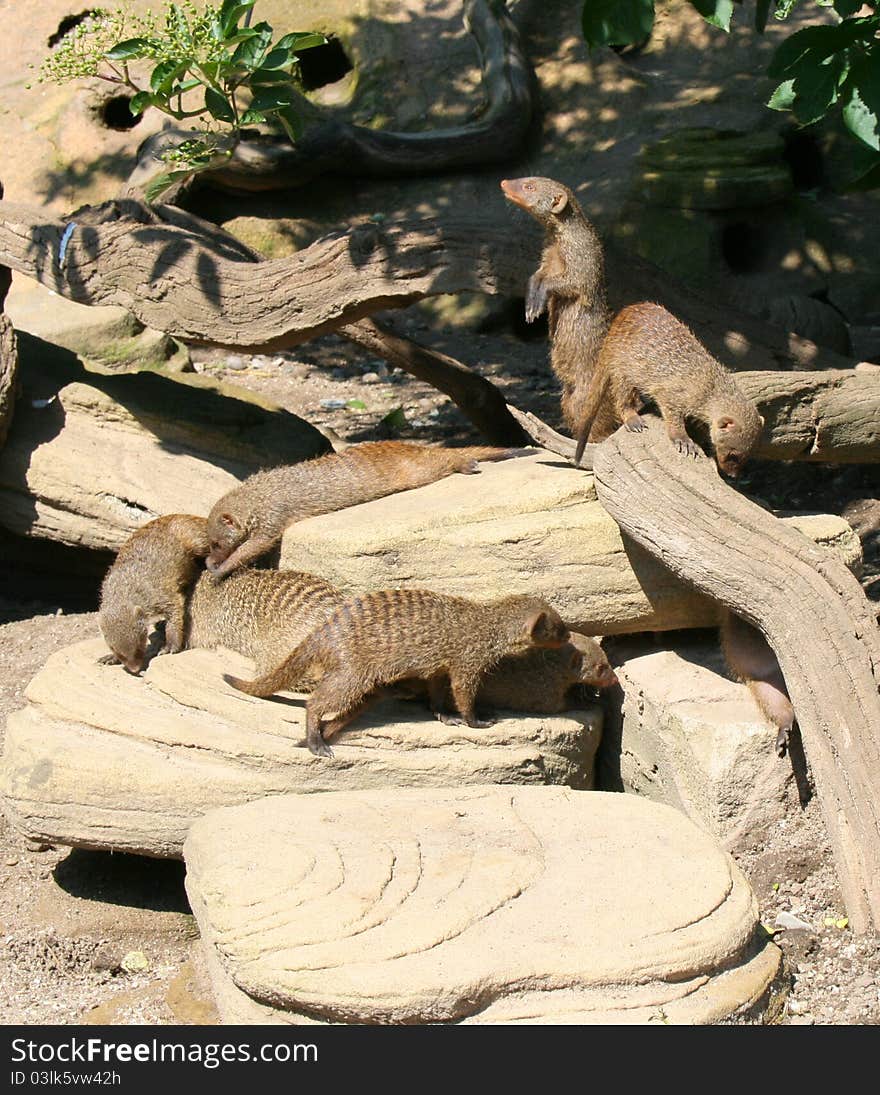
left=717, top=416, right=736, bottom=431
left=550, top=191, right=569, bottom=214
left=526, top=610, right=565, bottom=644
left=219, top=512, right=241, bottom=532
left=758, top=414, right=765, bottom=427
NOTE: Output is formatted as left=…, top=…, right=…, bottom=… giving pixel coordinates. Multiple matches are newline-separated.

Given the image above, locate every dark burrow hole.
left=783, top=130, right=825, bottom=191
left=98, top=94, right=142, bottom=131
left=48, top=10, right=98, bottom=48
left=297, top=36, right=353, bottom=90
left=721, top=220, right=767, bottom=275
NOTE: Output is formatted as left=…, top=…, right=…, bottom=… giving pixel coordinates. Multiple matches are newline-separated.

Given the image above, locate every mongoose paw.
left=436, top=712, right=464, bottom=726
left=625, top=415, right=647, bottom=433
left=675, top=437, right=702, bottom=459
left=467, top=718, right=495, bottom=729
left=307, top=736, right=334, bottom=759
left=97, top=653, right=120, bottom=666
left=775, top=726, right=790, bottom=758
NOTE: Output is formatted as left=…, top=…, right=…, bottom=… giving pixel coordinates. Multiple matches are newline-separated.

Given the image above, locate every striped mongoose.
left=225, top=589, right=571, bottom=757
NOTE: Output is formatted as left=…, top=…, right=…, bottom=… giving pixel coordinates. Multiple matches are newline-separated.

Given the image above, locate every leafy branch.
left=580, top=1, right=880, bottom=187
left=39, top=0, right=326, bottom=199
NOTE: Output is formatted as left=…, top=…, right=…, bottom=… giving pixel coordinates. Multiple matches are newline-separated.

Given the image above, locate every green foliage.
left=39, top=1, right=326, bottom=199
left=580, top=1, right=880, bottom=186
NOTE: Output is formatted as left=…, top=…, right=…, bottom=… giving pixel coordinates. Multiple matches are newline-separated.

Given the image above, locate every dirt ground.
left=1, top=308, right=879, bottom=1026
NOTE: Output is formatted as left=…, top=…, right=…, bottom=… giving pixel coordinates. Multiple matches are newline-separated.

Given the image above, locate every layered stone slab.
left=605, top=635, right=799, bottom=849
left=184, top=786, right=781, bottom=1024
left=0, top=640, right=602, bottom=859
left=280, top=452, right=862, bottom=635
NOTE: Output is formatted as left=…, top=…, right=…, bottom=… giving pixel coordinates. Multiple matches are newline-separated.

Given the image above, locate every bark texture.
left=592, top=419, right=880, bottom=933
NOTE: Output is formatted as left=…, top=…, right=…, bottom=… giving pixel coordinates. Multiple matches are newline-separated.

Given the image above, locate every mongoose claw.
left=97, top=653, right=120, bottom=666
left=308, top=736, right=334, bottom=759
left=625, top=415, right=647, bottom=433
left=676, top=437, right=702, bottom=459
left=775, top=726, right=790, bottom=758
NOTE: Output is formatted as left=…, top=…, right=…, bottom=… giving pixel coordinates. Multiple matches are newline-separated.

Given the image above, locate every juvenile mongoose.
left=185, top=567, right=343, bottom=679
left=720, top=611, right=795, bottom=757
left=572, top=302, right=763, bottom=476
left=399, top=631, right=618, bottom=715
left=99, top=514, right=210, bottom=673
left=500, top=176, right=611, bottom=432
left=205, top=439, right=527, bottom=578
left=224, top=589, right=571, bottom=757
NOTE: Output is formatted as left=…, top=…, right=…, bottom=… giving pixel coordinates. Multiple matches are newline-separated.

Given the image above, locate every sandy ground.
left=1, top=316, right=879, bottom=1025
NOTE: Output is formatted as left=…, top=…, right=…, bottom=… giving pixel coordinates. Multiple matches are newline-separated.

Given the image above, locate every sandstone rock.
left=603, top=635, right=801, bottom=849
left=0, top=640, right=602, bottom=859
left=280, top=452, right=862, bottom=635
left=0, top=334, right=329, bottom=550
left=184, top=786, right=782, bottom=1024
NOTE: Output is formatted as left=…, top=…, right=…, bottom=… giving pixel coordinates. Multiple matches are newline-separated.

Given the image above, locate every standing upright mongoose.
left=99, top=514, right=210, bottom=673
left=224, top=589, right=571, bottom=757
left=185, top=567, right=344, bottom=679
left=500, top=176, right=611, bottom=432
left=572, top=302, right=763, bottom=476
left=720, top=611, right=795, bottom=757
left=205, top=439, right=528, bottom=578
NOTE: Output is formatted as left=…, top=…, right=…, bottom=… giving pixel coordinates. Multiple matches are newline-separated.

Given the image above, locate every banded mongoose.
left=500, top=176, right=611, bottom=432
left=98, top=514, right=210, bottom=673
left=395, top=631, right=617, bottom=714
left=572, top=301, right=764, bottom=476
left=224, top=590, right=571, bottom=757
left=185, top=567, right=344, bottom=680
left=720, top=611, right=795, bottom=757
left=205, top=439, right=527, bottom=578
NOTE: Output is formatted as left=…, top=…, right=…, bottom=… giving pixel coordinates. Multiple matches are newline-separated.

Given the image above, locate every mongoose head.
left=710, top=404, right=764, bottom=479
left=569, top=634, right=618, bottom=689
left=99, top=604, right=149, bottom=674
left=521, top=602, right=571, bottom=649
left=205, top=511, right=246, bottom=573
left=500, top=177, right=573, bottom=225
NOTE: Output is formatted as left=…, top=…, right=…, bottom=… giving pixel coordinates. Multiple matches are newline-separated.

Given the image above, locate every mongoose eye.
left=524, top=182, right=535, bottom=191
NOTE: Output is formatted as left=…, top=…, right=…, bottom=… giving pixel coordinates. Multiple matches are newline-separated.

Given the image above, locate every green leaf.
left=842, top=58, right=880, bottom=151
left=129, top=90, right=154, bottom=116
left=833, top=0, right=867, bottom=15
left=239, top=108, right=266, bottom=125
left=249, top=85, right=296, bottom=112
left=581, top=0, right=655, bottom=49
left=380, top=406, right=408, bottom=431
left=768, top=24, right=841, bottom=77
left=150, top=59, right=187, bottom=94
left=204, top=86, right=235, bottom=122
left=275, top=104, right=303, bottom=141
left=346, top=399, right=367, bottom=410
left=105, top=38, right=153, bottom=61
left=755, top=0, right=772, bottom=32
left=276, top=32, right=328, bottom=53
left=231, top=21, right=273, bottom=68
left=144, top=169, right=194, bottom=203
left=261, top=46, right=294, bottom=70
left=248, top=67, right=293, bottom=85
left=688, top=0, right=735, bottom=32
left=767, top=78, right=796, bottom=111
left=791, top=52, right=849, bottom=125
left=220, top=0, right=256, bottom=36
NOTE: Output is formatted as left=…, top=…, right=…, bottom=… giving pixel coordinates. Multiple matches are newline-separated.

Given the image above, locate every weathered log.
left=124, top=0, right=534, bottom=197
left=341, top=318, right=528, bottom=445
left=592, top=419, right=880, bottom=933
left=0, top=199, right=860, bottom=379
left=740, top=369, right=880, bottom=463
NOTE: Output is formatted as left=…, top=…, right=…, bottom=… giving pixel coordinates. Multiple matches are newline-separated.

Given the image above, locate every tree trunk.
left=591, top=418, right=880, bottom=933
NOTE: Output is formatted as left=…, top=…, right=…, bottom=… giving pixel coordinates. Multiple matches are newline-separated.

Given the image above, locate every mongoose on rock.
left=500, top=176, right=611, bottom=432
left=205, top=439, right=528, bottom=578
left=573, top=301, right=763, bottom=476
left=185, top=567, right=344, bottom=680
left=99, top=514, right=210, bottom=673
left=224, top=589, right=571, bottom=757
left=395, top=631, right=618, bottom=714
left=720, top=611, right=795, bottom=757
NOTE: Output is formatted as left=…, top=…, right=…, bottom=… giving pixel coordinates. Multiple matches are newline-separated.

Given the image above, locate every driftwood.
left=125, top=1, right=533, bottom=197
left=591, top=419, right=880, bottom=933
left=341, top=318, right=527, bottom=446
left=740, top=370, right=880, bottom=463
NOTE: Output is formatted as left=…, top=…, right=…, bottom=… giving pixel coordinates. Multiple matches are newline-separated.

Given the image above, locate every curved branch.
left=125, top=0, right=534, bottom=196
left=592, top=419, right=880, bottom=932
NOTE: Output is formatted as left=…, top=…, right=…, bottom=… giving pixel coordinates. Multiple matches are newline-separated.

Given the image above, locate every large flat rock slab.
left=280, top=452, right=861, bottom=634
left=0, top=640, right=602, bottom=859
left=184, top=786, right=781, bottom=1024
left=604, top=636, right=799, bottom=849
